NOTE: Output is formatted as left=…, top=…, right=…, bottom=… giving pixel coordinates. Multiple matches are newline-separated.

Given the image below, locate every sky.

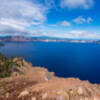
left=0, top=0, right=100, bottom=39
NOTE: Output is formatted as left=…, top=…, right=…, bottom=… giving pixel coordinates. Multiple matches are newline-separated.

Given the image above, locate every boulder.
left=18, top=90, right=29, bottom=98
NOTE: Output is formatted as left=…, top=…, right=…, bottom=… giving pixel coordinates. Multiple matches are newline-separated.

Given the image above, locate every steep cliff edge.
left=0, top=57, right=100, bottom=100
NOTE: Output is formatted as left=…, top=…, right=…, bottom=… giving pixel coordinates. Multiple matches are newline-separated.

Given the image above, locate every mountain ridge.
left=0, top=36, right=100, bottom=43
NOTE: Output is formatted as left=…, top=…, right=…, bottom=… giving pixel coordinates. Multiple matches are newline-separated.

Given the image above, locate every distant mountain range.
left=0, top=36, right=100, bottom=43
left=0, top=36, right=69, bottom=42
left=0, top=36, right=68, bottom=41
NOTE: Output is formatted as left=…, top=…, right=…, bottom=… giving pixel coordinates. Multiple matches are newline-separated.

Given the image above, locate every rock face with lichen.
left=0, top=56, right=100, bottom=100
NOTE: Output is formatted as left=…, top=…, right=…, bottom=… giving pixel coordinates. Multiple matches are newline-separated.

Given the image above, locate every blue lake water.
left=0, top=42, right=100, bottom=83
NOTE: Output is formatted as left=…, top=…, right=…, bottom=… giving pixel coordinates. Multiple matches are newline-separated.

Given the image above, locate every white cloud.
left=60, top=21, right=71, bottom=27
left=87, top=17, right=93, bottom=23
left=73, top=16, right=86, bottom=24
left=73, top=16, right=93, bottom=24
left=64, top=30, right=100, bottom=39
left=0, top=24, right=30, bottom=36
left=60, top=0, right=93, bottom=9
left=0, top=0, right=47, bottom=35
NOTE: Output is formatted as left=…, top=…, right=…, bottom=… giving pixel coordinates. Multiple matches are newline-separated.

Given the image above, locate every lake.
left=0, top=42, right=100, bottom=83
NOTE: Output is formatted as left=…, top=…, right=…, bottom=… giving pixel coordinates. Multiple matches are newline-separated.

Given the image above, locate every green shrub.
left=0, top=53, right=19, bottom=78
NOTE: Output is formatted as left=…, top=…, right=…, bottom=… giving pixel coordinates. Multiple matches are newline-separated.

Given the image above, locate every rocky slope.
left=0, top=57, right=100, bottom=100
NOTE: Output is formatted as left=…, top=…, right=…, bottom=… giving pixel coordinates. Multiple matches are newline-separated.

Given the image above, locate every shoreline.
left=0, top=57, right=100, bottom=100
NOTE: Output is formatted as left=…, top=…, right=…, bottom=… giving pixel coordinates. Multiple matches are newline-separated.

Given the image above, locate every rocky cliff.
left=0, top=57, right=100, bottom=100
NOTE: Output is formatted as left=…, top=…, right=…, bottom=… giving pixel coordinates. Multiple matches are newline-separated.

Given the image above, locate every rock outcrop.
left=0, top=58, right=100, bottom=100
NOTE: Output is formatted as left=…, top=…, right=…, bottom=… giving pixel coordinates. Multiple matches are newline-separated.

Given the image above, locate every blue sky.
left=0, top=0, right=100, bottom=39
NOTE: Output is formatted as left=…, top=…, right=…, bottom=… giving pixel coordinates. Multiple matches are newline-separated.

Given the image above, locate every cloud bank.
left=64, top=30, right=100, bottom=39
left=61, top=0, right=93, bottom=9
left=0, top=0, right=47, bottom=35
left=0, top=0, right=98, bottom=39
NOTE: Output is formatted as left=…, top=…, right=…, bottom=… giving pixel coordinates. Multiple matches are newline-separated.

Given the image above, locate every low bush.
left=0, top=53, right=19, bottom=78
